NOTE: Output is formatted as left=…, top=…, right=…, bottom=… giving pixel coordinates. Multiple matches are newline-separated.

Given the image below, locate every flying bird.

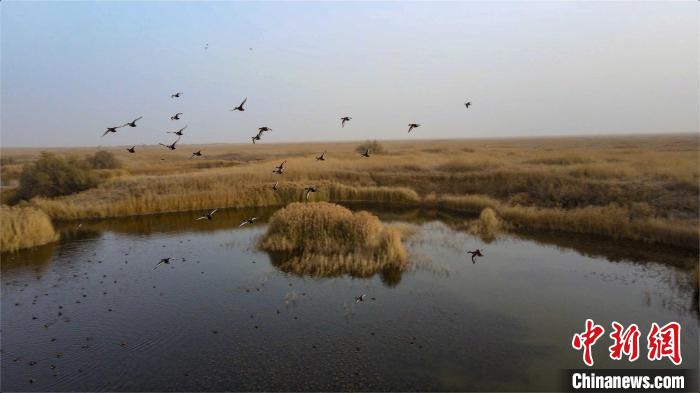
left=272, top=181, right=279, bottom=191
left=168, top=125, right=187, bottom=136
left=360, top=148, right=370, bottom=158
left=102, top=125, right=123, bottom=137
left=191, top=150, right=202, bottom=158
left=196, top=209, right=217, bottom=220
left=316, top=151, right=326, bottom=161
left=170, top=113, right=183, bottom=120
left=126, top=146, right=136, bottom=153
left=171, top=92, right=182, bottom=98
left=231, top=97, right=247, bottom=111
left=355, top=294, right=366, bottom=303
left=341, top=117, right=352, bottom=127
left=240, top=217, right=257, bottom=227
left=123, top=116, right=143, bottom=128
left=467, top=249, right=484, bottom=264
left=153, top=257, right=174, bottom=270
left=159, top=136, right=181, bottom=150
left=303, top=186, right=317, bottom=200
left=272, top=160, right=286, bottom=175
left=465, top=101, right=472, bottom=109
left=407, top=123, right=421, bottom=133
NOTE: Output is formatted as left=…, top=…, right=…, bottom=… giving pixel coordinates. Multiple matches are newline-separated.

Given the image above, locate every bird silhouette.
left=304, top=186, right=317, bottom=200
left=126, top=146, right=136, bottom=153
left=153, top=257, right=174, bottom=270
left=231, top=97, right=247, bottom=111
left=272, top=160, right=286, bottom=175
left=240, top=217, right=257, bottom=227
left=465, top=102, right=472, bottom=109
left=168, top=125, right=187, bottom=136
left=191, top=150, right=202, bottom=158
left=316, top=151, right=326, bottom=161
left=360, top=148, right=370, bottom=158
left=467, top=249, right=484, bottom=263
left=408, top=123, right=421, bottom=133
left=159, top=136, right=181, bottom=150
left=170, top=112, right=183, bottom=120
left=272, top=181, right=279, bottom=191
left=123, top=117, right=143, bottom=128
left=102, top=125, right=123, bottom=137
left=171, top=92, right=182, bottom=98
left=196, top=209, right=217, bottom=220
left=341, top=116, right=352, bottom=127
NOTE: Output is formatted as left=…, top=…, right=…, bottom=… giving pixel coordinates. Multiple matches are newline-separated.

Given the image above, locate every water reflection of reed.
left=1, top=242, right=57, bottom=274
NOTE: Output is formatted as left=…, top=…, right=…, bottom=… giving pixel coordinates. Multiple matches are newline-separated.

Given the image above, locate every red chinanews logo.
left=572, top=320, right=682, bottom=367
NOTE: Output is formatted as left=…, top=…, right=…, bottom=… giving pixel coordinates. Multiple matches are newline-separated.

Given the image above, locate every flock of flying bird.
left=102, top=92, right=482, bottom=269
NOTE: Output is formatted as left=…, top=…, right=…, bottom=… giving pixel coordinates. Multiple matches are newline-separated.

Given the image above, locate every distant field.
left=1, top=134, right=698, bottom=250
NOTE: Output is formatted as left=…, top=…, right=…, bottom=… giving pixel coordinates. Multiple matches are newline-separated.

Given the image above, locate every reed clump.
left=259, top=202, right=408, bottom=276
left=0, top=205, right=59, bottom=252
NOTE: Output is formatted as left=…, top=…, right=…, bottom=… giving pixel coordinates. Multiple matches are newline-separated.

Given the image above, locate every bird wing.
left=133, top=116, right=143, bottom=122
left=239, top=221, right=246, bottom=227
left=240, top=97, right=247, bottom=106
left=173, top=136, right=181, bottom=146
left=196, top=216, right=207, bottom=220
left=153, top=261, right=163, bottom=270
left=102, top=129, right=111, bottom=137
left=210, top=209, right=218, bottom=215
left=158, top=143, right=168, bottom=147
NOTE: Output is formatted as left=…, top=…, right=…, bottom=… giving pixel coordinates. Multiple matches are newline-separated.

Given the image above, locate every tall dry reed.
left=1, top=205, right=59, bottom=252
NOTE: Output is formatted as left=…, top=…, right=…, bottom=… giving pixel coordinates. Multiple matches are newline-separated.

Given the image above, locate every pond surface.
left=2, top=205, right=698, bottom=391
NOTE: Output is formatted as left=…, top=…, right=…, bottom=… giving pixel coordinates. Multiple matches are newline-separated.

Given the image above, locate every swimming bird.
left=272, top=181, right=279, bottom=191
left=153, top=257, right=173, bottom=270
left=168, top=125, right=187, bottom=136
left=240, top=217, right=257, bottom=227
left=196, top=209, right=217, bottom=220
left=126, top=146, right=136, bottom=153
left=316, top=151, right=326, bottom=161
left=191, top=150, right=202, bottom=158
left=408, top=123, right=421, bottom=133
left=170, top=112, right=183, bottom=120
left=231, top=97, right=247, bottom=111
left=341, top=116, right=352, bottom=127
left=360, top=148, right=370, bottom=158
left=303, top=186, right=317, bottom=200
left=272, top=160, right=286, bottom=175
left=102, top=125, right=123, bottom=137
left=465, top=101, right=471, bottom=109
left=159, top=136, right=181, bottom=150
left=467, top=249, right=484, bottom=263
left=171, top=92, right=182, bottom=98
left=123, top=116, right=143, bottom=128
left=355, top=294, right=366, bottom=303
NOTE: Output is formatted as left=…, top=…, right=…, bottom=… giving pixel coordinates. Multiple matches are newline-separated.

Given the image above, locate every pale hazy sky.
left=1, top=1, right=698, bottom=147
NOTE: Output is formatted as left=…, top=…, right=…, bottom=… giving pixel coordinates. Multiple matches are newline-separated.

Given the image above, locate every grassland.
left=1, top=134, right=698, bottom=250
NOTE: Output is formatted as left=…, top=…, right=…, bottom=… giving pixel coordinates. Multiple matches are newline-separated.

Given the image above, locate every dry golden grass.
left=2, top=134, right=698, bottom=249
left=0, top=205, right=59, bottom=252
left=259, top=202, right=408, bottom=278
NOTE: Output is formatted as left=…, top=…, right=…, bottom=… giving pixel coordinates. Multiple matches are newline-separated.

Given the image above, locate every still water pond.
left=2, top=205, right=698, bottom=391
